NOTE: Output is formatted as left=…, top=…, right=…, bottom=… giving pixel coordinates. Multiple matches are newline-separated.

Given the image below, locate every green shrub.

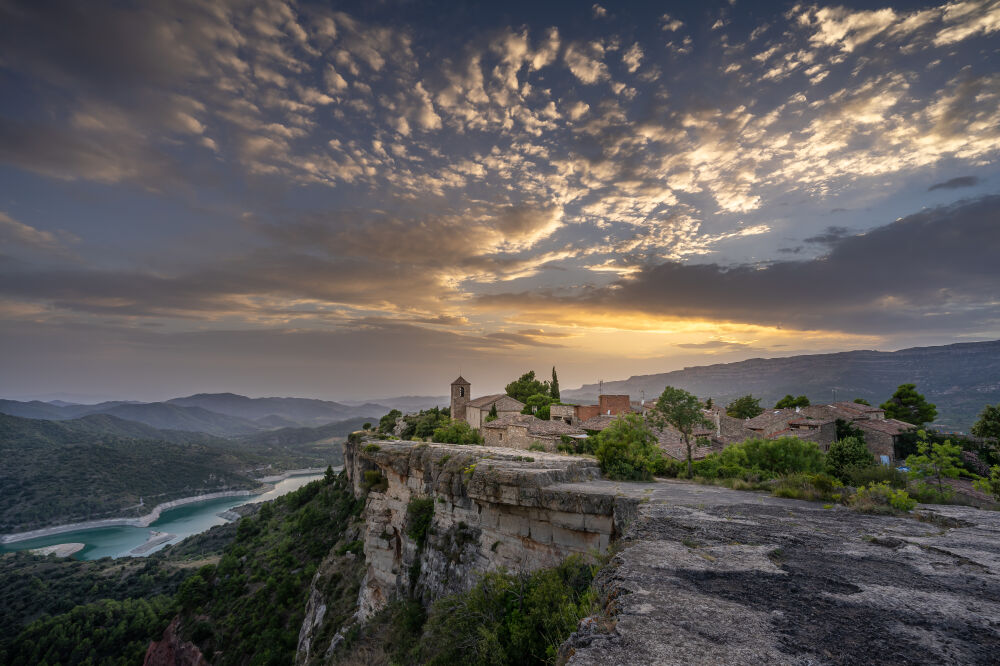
left=906, top=432, right=962, bottom=497
left=826, top=437, right=874, bottom=481
left=908, top=481, right=953, bottom=504
left=974, top=465, right=1000, bottom=501
left=406, top=498, right=435, bottom=550
left=593, top=414, right=664, bottom=481
left=417, top=555, right=598, bottom=665
left=842, top=464, right=908, bottom=488
left=770, top=473, right=843, bottom=502
left=849, top=482, right=916, bottom=514
left=431, top=419, right=484, bottom=445
left=362, top=470, right=388, bottom=493
left=696, top=437, right=825, bottom=480
left=653, top=457, right=681, bottom=478
left=528, top=442, right=546, bottom=452
left=363, top=443, right=381, bottom=453
left=557, top=435, right=596, bottom=455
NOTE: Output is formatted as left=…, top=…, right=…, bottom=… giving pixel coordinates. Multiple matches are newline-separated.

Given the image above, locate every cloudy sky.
left=1, top=0, right=998, bottom=401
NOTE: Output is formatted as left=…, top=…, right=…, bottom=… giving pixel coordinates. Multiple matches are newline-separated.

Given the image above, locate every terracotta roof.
left=856, top=418, right=916, bottom=435
left=831, top=401, right=883, bottom=414
left=481, top=413, right=535, bottom=429
left=579, top=414, right=619, bottom=430
left=745, top=409, right=798, bottom=432
left=482, top=412, right=585, bottom=436
left=788, top=417, right=833, bottom=426
left=525, top=419, right=586, bottom=436
left=451, top=375, right=470, bottom=385
left=467, top=393, right=524, bottom=409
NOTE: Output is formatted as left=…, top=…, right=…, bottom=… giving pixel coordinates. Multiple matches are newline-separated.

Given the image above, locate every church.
left=450, top=376, right=525, bottom=429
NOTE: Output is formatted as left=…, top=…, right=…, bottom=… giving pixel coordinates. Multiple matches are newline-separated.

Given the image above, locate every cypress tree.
left=550, top=366, right=560, bottom=401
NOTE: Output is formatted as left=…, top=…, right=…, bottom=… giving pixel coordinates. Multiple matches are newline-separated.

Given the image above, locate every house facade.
left=481, top=413, right=586, bottom=451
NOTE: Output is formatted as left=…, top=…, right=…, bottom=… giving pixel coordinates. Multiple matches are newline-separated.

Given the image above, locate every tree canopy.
left=880, top=384, right=937, bottom=426
left=726, top=394, right=763, bottom=419
left=775, top=394, right=810, bottom=409
left=550, top=366, right=560, bottom=401
left=593, top=414, right=664, bottom=481
left=650, top=386, right=710, bottom=476
left=505, top=371, right=551, bottom=403
left=971, top=403, right=1000, bottom=441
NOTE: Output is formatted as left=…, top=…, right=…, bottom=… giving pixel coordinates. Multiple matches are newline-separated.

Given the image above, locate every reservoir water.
left=0, top=473, right=325, bottom=560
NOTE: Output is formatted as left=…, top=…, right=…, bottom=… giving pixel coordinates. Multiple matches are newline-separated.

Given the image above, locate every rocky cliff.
left=297, top=437, right=1000, bottom=665
left=342, top=437, right=634, bottom=618
left=296, top=436, right=636, bottom=662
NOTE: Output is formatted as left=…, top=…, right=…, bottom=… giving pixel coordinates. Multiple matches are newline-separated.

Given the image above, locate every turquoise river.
left=0, top=474, right=324, bottom=560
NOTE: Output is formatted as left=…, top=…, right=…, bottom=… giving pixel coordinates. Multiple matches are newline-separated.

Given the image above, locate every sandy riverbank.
left=1, top=489, right=261, bottom=544
left=30, top=543, right=85, bottom=557
left=128, top=531, right=177, bottom=556
left=257, top=466, right=334, bottom=483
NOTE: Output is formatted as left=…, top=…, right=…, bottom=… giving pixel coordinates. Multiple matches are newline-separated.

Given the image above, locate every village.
left=403, top=374, right=919, bottom=465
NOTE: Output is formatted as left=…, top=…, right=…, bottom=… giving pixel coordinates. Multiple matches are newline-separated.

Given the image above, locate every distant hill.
left=56, top=413, right=224, bottom=445
left=166, top=393, right=386, bottom=426
left=339, top=395, right=449, bottom=412
left=0, top=413, right=260, bottom=533
left=0, top=393, right=385, bottom=436
left=562, top=340, right=1000, bottom=431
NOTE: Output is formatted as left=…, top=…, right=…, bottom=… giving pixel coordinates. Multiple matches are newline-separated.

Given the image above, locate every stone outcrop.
left=560, top=483, right=1000, bottom=665
left=343, top=437, right=633, bottom=618
left=143, top=618, right=208, bottom=666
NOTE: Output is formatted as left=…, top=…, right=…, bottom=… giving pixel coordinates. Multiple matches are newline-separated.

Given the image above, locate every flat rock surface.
left=563, top=480, right=1000, bottom=665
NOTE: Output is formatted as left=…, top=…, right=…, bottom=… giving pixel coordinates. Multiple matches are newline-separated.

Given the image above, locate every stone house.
left=481, top=413, right=586, bottom=451
left=450, top=376, right=525, bottom=428
left=801, top=402, right=915, bottom=462
left=550, top=394, right=633, bottom=425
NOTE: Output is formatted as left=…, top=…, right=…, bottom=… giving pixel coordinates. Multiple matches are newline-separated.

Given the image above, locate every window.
left=459, top=387, right=465, bottom=397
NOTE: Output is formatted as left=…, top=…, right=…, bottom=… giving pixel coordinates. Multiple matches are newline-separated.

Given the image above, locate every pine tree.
left=550, top=366, right=561, bottom=401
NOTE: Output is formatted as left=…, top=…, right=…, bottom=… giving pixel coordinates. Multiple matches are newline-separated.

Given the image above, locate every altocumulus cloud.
left=477, top=196, right=1000, bottom=336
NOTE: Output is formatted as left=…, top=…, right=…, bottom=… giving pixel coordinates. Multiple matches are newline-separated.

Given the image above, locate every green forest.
left=0, top=414, right=358, bottom=532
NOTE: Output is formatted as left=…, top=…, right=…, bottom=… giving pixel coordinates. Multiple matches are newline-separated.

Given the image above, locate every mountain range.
left=562, top=340, right=1000, bottom=431
left=0, top=393, right=386, bottom=437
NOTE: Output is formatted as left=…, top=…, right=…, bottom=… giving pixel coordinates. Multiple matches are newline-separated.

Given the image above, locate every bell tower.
left=450, top=375, right=471, bottom=423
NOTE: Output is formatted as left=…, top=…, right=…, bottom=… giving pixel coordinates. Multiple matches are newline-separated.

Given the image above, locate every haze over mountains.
left=563, top=340, right=1000, bottom=431
left=0, top=393, right=387, bottom=437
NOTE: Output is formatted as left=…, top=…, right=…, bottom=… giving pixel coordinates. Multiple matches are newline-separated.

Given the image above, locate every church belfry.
left=450, top=375, right=471, bottom=423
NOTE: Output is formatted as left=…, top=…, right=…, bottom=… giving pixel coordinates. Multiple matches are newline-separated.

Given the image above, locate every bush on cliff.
left=432, top=419, right=483, bottom=445
left=593, top=414, right=665, bottom=481
left=418, top=554, right=598, bottom=665
left=693, top=437, right=826, bottom=480
left=825, top=436, right=875, bottom=482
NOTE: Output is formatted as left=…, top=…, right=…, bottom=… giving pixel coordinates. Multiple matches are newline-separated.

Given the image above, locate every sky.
left=0, top=0, right=998, bottom=402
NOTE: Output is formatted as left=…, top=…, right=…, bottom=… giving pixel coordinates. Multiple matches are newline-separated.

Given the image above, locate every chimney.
left=795, top=406, right=801, bottom=413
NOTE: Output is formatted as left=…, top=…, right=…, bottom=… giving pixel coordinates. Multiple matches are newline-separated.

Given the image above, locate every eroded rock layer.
left=343, top=438, right=633, bottom=617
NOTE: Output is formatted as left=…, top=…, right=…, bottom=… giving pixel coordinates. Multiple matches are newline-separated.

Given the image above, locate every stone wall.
left=343, top=436, right=632, bottom=618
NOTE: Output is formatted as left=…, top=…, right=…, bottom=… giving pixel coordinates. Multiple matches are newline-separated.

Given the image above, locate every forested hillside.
left=564, top=340, right=1000, bottom=430
left=0, top=474, right=362, bottom=666
left=0, top=415, right=353, bottom=532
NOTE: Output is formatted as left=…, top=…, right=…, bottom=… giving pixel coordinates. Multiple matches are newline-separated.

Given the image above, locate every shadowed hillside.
left=563, top=340, right=1000, bottom=431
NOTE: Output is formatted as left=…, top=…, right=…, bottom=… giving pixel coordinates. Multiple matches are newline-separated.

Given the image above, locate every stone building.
left=550, top=394, right=634, bottom=425
left=801, top=402, right=914, bottom=462
left=481, top=413, right=586, bottom=451
left=449, top=376, right=524, bottom=428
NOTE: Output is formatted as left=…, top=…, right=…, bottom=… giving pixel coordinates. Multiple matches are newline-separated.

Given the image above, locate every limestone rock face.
left=143, top=618, right=208, bottom=666
left=343, top=438, right=623, bottom=618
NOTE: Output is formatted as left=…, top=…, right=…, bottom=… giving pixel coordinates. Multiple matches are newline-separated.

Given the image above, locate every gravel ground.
left=560, top=481, right=1000, bottom=665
